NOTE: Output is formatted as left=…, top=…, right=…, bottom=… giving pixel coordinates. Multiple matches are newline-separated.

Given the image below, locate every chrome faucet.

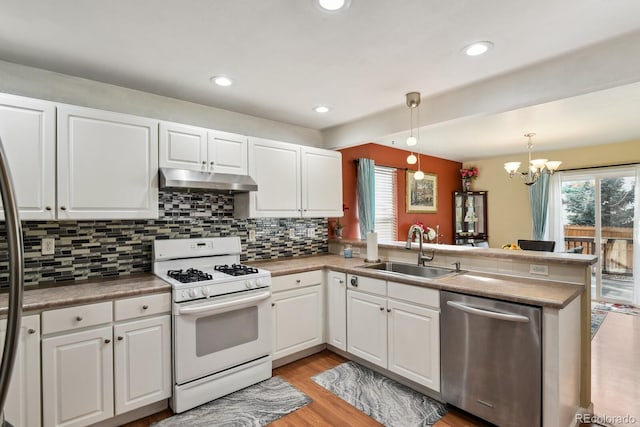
left=406, top=224, right=434, bottom=266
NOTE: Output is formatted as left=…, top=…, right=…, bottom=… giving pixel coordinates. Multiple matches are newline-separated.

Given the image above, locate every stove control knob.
left=189, top=288, right=199, bottom=298
left=256, top=278, right=265, bottom=287
left=202, top=287, right=210, bottom=297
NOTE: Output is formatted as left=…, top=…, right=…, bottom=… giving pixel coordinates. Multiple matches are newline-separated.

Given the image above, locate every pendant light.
left=405, top=92, right=424, bottom=179
left=504, top=133, right=562, bottom=186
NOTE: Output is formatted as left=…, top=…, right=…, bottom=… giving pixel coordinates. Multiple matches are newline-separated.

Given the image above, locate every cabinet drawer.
left=346, top=274, right=386, bottom=296
left=42, top=301, right=113, bottom=335
left=115, top=293, right=171, bottom=321
left=388, top=281, right=439, bottom=309
left=271, top=270, right=323, bottom=292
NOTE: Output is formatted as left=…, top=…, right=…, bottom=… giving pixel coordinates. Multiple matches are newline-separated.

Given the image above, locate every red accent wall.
left=334, top=143, right=462, bottom=244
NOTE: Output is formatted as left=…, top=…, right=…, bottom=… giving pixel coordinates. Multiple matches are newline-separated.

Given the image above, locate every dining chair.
left=517, top=239, right=556, bottom=252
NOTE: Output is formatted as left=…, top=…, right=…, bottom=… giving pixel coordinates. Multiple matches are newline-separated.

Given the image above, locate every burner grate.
left=167, top=268, right=213, bottom=283
left=214, top=264, right=259, bottom=277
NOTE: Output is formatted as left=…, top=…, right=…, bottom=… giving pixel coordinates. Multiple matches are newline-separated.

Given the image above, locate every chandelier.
left=405, top=92, right=424, bottom=180
left=504, top=133, right=562, bottom=186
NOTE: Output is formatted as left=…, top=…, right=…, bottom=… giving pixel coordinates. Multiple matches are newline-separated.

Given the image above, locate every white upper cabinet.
left=57, top=105, right=159, bottom=220
left=159, top=122, right=248, bottom=175
left=159, top=122, right=207, bottom=170
left=208, top=130, right=248, bottom=175
left=235, top=138, right=343, bottom=218
left=0, top=93, right=55, bottom=220
left=301, top=147, right=342, bottom=217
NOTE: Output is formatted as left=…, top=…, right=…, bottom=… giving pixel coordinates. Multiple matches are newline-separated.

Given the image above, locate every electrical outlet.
left=289, top=228, right=296, bottom=239
left=248, top=229, right=256, bottom=242
left=42, top=238, right=55, bottom=255
left=529, top=264, right=549, bottom=275
left=307, top=228, right=316, bottom=238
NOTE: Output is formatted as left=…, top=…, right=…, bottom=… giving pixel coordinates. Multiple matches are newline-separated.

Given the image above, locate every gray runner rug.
left=312, top=361, right=447, bottom=427
left=152, top=376, right=311, bottom=427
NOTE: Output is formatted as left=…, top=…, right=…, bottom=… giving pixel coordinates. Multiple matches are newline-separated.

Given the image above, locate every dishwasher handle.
left=446, top=301, right=530, bottom=323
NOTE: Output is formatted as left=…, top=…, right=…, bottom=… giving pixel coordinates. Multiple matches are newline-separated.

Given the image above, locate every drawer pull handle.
left=338, top=280, right=344, bottom=284
left=60, top=206, right=67, bottom=211
left=379, top=306, right=384, bottom=311
left=75, top=316, right=83, bottom=322
left=387, top=308, right=391, bottom=313
left=28, top=328, right=36, bottom=334
left=45, top=206, right=52, bottom=211
left=117, top=336, right=123, bottom=341
left=104, top=339, right=111, bottom=344
left=142, top=305, right=149, bottom=310
left=271, top=303, right=275, bottom=307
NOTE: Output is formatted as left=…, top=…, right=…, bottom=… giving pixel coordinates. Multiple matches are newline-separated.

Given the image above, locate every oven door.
left=173, top=288, right=272, bottom=385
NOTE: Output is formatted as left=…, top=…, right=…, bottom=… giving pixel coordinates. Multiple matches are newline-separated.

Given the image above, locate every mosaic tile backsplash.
left=0, top=191, right=328, bottom=287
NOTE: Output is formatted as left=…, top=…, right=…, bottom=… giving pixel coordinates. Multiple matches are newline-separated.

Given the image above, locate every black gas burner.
left=214, top=264, right=259, bottom=277
left=167, top=268, right=213, bottom=283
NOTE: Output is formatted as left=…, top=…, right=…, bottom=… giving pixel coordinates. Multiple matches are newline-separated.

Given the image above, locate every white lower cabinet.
left=42, top=294, right=171, bottom=427
left=346, top=276, right=441, bottom=392
left=326, top=271, right=347, bottom=351
left=42, top=326, right=114, bottom=427
left=346, top=290, right=388, bottom=367
left=387, top=299, right=440, bottom=391
left=0, top=314, right=41, bottom=427
left=114, top=315, right=171, bottom=415
left=272, top=283, right=324, bottom=360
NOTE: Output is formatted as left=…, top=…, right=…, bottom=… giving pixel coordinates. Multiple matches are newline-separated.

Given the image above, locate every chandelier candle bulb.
left=366, top=231, right=379, bottom=262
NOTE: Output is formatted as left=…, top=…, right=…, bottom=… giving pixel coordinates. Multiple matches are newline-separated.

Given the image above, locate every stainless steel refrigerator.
left=0, top=136, right=24, bottom=427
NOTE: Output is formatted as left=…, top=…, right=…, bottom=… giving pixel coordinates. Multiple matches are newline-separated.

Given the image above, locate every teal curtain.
left=528, top=173, right=550, bottom=241
left=357, top=158, right=375, bottom=239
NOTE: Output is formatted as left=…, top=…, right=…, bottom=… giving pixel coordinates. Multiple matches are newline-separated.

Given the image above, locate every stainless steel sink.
left=364, top=261, right=462, bottom=279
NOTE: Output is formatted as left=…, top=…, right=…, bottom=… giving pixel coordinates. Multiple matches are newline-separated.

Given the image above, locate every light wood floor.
left=591, top=311, right=640, bottom=426
left=126, top=311, right=640, bottom=427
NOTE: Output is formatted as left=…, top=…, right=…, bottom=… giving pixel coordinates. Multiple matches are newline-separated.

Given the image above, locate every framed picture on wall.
left=406, top=171, right=437, bottom=213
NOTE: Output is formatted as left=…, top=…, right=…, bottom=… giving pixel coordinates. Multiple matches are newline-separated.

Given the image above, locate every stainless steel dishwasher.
left=440, top=291, right=542, bottom=427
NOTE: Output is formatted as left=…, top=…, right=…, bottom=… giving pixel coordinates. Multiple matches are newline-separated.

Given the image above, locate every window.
left=375, top=166, right=397, bottom=241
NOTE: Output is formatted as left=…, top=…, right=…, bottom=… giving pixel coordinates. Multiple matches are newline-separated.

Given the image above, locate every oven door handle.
left=178, top=291, right=271, bottom=315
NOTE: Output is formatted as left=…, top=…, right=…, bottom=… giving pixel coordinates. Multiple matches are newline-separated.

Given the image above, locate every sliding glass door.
left=560, top=167, right=637, bottom=304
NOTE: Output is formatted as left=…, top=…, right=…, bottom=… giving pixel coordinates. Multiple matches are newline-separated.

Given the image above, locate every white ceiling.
left=1, top=0, right=640, bottom=160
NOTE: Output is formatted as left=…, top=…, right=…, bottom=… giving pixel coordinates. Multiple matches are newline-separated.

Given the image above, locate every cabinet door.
left=0, top=94, right=55, bottom=220
left=57, top=105, right=158, bottom=219
left=0, top=315, right=41, bottom=427
left=346, top=290, right=387, bottom=368
left=272, top=285, right=323, bottom=359
left=247, top=138, right=301, bottom=217
left=114, top=315, right=171, bottom=415
left=159, top=121, right=207, bottom=170
left=326, top=271, right=347, bottom=351
left=207, top=130, right=248, bottom=175
left=388, top=299, right=440, bottom=391
left=42, top=326, right=114, bottom=427
left=301, top=147, right=343, bottom=217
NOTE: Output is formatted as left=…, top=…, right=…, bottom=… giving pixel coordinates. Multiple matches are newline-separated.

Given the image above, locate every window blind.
left=374, top=166, right=397, bottom=241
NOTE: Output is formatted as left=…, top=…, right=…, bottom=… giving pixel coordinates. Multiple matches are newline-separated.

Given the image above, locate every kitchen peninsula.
left=253, top=241, right=597, bottom=427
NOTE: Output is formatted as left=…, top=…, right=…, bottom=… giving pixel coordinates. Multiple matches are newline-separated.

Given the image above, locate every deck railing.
left=563, top=226, right=633, bottom=275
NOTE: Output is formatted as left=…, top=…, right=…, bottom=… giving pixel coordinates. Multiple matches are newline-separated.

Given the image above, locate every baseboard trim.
left=272, top=344, right=327, bottom=368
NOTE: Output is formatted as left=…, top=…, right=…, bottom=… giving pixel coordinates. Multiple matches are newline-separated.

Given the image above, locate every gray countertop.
left=250, top=254, right=583, bottom=308
left=0, top=274, right=170, bottom=315
left=1, top=252, right=583, bottom=315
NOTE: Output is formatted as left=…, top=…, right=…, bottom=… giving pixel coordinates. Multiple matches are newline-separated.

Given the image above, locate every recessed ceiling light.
left=210, top=76, right=233, bottom=87
left=313, top=105, right=330, bottom=113
left=463, top=41, right=493, bottom=56
left=314, top=0, right=351, bottom=12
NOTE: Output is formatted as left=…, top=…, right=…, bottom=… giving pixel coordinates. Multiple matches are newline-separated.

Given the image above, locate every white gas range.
left=153, top=237, right=273, bottom=413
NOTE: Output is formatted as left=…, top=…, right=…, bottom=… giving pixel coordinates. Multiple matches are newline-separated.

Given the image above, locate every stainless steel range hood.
left=159, top=168, right=257, bottom=193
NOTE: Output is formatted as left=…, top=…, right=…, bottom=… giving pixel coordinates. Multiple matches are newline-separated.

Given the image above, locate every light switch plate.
left=289, top=228, right=296, bottom=239
left=307, top=228, right=316, bottom=238
left=529, top=264, right=549, bottom=275
left=248, top=229, right=256, bottom=242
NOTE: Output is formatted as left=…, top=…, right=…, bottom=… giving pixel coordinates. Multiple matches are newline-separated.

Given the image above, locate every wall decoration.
left=406, top=171, right=437, bottom=213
